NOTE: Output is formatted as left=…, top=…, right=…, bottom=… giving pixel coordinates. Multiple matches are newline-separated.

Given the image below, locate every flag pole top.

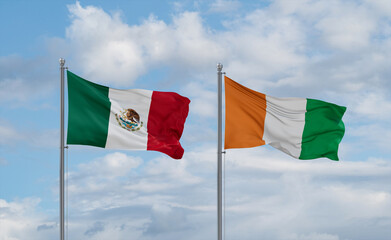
left=59, top=58, right=65, bottom=66
left=217, top=63, right=223, bottom=72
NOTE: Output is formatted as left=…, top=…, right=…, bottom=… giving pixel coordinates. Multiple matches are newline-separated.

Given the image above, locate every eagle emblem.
left=115, top=108, right=143, bottom=131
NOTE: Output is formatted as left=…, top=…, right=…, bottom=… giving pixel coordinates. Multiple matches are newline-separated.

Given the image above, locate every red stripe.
left=147, top=91, right=190, bottom=159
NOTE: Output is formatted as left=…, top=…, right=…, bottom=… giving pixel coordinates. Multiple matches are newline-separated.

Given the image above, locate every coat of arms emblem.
left=115, top=108, right=143, bottom=131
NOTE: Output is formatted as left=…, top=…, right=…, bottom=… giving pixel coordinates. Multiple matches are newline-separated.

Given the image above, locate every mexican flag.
left=224, top=76, right=346, bottom=161
left=66, top=71, right=190, bottom=159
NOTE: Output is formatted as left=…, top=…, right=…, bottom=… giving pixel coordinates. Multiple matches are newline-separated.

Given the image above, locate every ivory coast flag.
left=224, top=76, right=346, bottom=161
left=66, top=71, right=190, bottom=159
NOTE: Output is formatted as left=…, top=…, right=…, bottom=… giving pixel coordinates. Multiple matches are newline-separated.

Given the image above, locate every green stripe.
left=66, top=71, right=111, bottom=148
left=299, top=99, right=346, bottom=161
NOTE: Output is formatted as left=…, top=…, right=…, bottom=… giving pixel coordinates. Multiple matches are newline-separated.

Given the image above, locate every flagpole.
left=217, top=63, right=223, bottom=240
left=59, top=58, right=65, bottom=240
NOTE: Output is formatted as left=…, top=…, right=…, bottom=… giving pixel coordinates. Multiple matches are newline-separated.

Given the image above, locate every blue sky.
left=1, top=0, right=390, bottom=239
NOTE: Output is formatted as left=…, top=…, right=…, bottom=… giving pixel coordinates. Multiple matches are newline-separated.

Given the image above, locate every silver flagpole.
left=217, top=63, right=223, bottom=240
left=59, top=58, right=65, bottom=240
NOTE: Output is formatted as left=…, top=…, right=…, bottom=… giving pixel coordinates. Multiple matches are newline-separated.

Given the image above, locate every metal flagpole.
left=59, top=58, right=65, bottom=240
left=217, top=63, right=223, bottom=240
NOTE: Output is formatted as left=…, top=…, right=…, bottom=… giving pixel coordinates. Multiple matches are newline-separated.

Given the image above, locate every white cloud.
left=46, top=3, right=391, bottom=237
left=57, top=1, right=391, bottom=133
left=66, top=152, right=143, bottom=211
left=219, top=150, right=391, bottom=240
left=1, top=1, right=391, bottom=239
left=182, top=81, right=216, bottom=118
left=0, top=198, right=57, bottom=240
left=2, top=0, right=389, bottom=105
left=349, top=123, right=391, bottom=152
left=364, top=0, right=391, bottom=19
left=65, top=2, right=222, bottom=87
left=144, top=204, right=187, bottom=235
left=2, top=148, right=391, bottom=239
left=314, top=1, right=377, bottom=51
left=66, top=2, right=146, bottom=86
left=84, top=221, right=105, bottom=237
left=218, top=7, right=307, bottom=87
left=77, top=152, right=142, bottom=178
left=349, top=91, right=391, bottom=121
left=62, top=149, right=391, bottom=239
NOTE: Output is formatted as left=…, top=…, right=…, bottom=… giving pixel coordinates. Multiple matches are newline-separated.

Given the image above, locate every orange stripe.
left=224, top=76, right=266, bottom=149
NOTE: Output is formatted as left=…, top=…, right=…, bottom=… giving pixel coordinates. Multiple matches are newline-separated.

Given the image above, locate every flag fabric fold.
left=224, top=76, right=346, bottom=161
left=66, top=71, right=190, bottom=159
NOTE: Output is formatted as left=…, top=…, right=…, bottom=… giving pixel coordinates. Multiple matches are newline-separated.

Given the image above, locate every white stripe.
left=105, top=88, right=152, bottom=150
left=263, top=95, right=307, bottom=158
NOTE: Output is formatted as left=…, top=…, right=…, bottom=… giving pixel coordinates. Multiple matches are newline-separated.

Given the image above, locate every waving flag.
left=224, top=76, right=346, bottom=160
left=66, top=71, right=190, bottom=159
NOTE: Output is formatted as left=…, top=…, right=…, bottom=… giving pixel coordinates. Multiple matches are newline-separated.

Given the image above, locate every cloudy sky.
left=1, top=0, right=390, bottom=239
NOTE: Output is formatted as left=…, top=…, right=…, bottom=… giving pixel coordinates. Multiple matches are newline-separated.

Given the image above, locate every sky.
left=0, top=0, right=390, bottom=239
